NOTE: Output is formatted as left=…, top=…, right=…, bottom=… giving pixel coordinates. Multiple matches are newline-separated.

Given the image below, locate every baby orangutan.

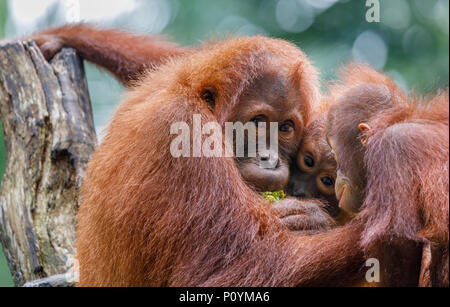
left=286, top=113, right=354, bottom=226
left=327, top=64, right=449, bottom=286
left=289, top=114, right=338, bottom=213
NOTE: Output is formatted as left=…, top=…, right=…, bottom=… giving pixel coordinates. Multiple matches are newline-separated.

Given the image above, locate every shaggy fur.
left=31, top=26, right=447, bottom=287
left=328, top=64, right=449, bottom=287
left=33, top=24, right=191, bottom=84
left=75, top=34, right=367, bottom=287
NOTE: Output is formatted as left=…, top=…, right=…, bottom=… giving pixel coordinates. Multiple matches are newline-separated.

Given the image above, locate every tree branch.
left=0, top=40, right=96, bottom=286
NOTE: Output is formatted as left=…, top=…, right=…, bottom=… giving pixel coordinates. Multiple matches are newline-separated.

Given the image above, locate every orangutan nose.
left=259, top=151, right=279, bottom=169
left=292, top=186, right=313, bottom=199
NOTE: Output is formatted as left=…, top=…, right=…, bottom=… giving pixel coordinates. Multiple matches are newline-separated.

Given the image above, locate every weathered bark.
left=22, top=273, right=75, bottom=288
left=0, top=40, right=96, bottom=286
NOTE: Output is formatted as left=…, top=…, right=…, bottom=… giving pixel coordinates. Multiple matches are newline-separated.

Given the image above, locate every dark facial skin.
left=327, top=134, right=366, bottom=213
left=228, top=69, right=304, bottom=192
left=287, top=117, right=340, bottom=217
left=289, top=142, right=339, bottom=215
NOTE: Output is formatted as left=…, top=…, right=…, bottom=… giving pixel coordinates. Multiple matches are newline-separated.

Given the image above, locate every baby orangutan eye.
left=321, top=176, right=334, bottom=187
left=304, top=155, right=315, bottom=168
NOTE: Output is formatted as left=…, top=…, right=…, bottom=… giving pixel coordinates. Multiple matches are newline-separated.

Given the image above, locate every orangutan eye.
left=201, top=87, right=217, bottom=109
left=251, top=115, right=267, bottom=124
left=280, top=121, right=294, bottom=133
left=321, top=176, right=334, bottom=187
left=304, top=155, right=315, bottom=168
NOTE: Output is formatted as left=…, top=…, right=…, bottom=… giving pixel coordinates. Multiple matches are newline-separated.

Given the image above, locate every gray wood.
left=22, top=273, right=75, bottom=288
left=0, top=40, right=96, bottom=286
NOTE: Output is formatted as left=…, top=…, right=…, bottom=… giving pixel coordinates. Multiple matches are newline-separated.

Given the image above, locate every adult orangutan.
left=327, top=64, right=449, bottom=287
left=31, top=24, right=334, bottom=231
left=33, top=26, right=365, bottom=286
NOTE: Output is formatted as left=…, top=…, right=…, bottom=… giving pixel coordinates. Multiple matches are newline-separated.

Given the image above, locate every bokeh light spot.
left=381, top=0, right=411, bottom=30
left=352, top=31, right=388, bottom=69
left=276, top=0, right=315, bottom=33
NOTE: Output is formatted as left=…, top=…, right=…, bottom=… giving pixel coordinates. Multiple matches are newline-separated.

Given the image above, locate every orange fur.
left=33, top=24, right=191, bottom=85
left=328, top=64, right=449, bottom=286
left=76, top=35, right=367, bottom=287
left=31, top=26, right=446, bottom=287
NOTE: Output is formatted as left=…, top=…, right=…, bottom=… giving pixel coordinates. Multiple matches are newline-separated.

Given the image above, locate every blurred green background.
left=0, top=0, right=448, bottom=286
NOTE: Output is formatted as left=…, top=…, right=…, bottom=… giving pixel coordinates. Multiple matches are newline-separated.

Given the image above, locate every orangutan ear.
left=358, top=123, right=371, bottom=133
left=358, top=123, right=371, bottom=146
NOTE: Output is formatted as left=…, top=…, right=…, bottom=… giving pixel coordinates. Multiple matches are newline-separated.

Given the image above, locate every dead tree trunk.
left=0, top=40, right=96, bottom=286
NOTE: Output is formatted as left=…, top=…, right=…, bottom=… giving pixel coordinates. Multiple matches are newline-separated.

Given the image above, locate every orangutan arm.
left=31, top=24, right=191, bottom=85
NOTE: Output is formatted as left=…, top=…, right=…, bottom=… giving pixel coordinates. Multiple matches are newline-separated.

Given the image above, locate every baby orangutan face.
left=287, top=116, right=340, bottom=217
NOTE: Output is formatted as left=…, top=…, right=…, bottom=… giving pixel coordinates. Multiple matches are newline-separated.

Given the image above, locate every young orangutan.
left=327, top=64, right=449, bottom=286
